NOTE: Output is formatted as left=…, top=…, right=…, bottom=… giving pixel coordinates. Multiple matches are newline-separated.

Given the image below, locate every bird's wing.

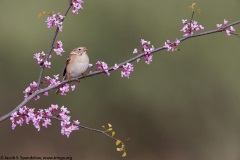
left=63, top=55, right=72, bottom=76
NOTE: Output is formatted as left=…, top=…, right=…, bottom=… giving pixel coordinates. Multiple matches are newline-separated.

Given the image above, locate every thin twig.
left=0, top=20, right=240, bottom=122
left=36, top=0, right=72, bottom=89
left=48, top=116, right=118, bottom=141
left=231, top=32, right=240, bottom=38
left=188, top=9, right=195, bottom=33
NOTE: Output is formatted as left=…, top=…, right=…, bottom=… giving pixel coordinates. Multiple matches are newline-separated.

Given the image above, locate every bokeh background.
left=0, top=0, right=240, bottom=160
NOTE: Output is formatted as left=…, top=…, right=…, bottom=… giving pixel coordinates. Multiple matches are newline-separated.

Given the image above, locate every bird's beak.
left=83, top=47, right=88, bottom=51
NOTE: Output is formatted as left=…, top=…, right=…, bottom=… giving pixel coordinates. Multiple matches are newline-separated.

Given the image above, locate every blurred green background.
left=0, top=0, right=240, bottom=160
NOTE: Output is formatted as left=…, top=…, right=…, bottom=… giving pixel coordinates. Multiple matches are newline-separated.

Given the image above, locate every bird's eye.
left=78, top=48, right=82, bottom=51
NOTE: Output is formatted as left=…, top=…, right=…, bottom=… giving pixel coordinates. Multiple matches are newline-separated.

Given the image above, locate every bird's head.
left=72, top=47, right=88, bottom=56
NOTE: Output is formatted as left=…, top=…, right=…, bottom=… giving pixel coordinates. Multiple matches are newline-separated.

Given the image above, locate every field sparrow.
left=63, top=46, right=89, bottom=81
left=56, top=46, right=89, bottom=94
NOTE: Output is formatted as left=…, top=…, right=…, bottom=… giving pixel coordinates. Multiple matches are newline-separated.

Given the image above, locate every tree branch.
left=0, top=20, right=239, bottom=124
left=36, top=0, right=72, bottom=89
left=48, top=116, right=118, bottom=141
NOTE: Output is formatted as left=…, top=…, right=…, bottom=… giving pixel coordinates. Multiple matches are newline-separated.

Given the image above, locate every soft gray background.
left=0, top=0, right=240, bottom=160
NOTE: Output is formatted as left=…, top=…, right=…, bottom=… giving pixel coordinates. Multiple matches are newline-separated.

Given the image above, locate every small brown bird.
left=63, top=46, right=89, bottom=81
left=56, top=46, right=89, bottom=94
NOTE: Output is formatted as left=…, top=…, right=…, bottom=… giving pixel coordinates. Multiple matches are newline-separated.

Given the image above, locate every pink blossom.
left=88, top=63, right=93, bottom=68
left=44, top=61, right=51, bottom=68
left=23, top=81, right=38, bottom=99
left=73, top=120, right=80, bottom=125
left=45, top=76, right=51, bottom=81
left=143, top=45, right=154, bottom=64
left=40, top=52, right=45, bottom=57
left=71, top=85, right=76, bottom=91
left=133, top=48, right=138, bottom=54
left=34, top=51, right=51, bottom=68
left=34, top=51, right=45, bottom=65
left=113, top=64, right=119, bottom=70
left=34, top=95, right=40, bottom=101
left=133, top=39, right=154, bottom=64
left=59, top=84, right=70, bottom=96
left=144, top=55, right=153, bottom=64
left=46, top=13, right=65, bottom=32
left=54, top=41, right=65, bottom=56
left=16, top=118, right=24, bottom=126
left=182, top=19, right=188, bottom=24
left=44, top=108, right=52, bottom=117
left=180, top=19, right=204, bottom=37
left=140, top=39, right=150, bottom=48
left=61, top=106, right=70, bottom=114
left=224, top=19, right=228, bottom=25
left=10, top=112, right=19, bottom=130
left=144, top=45, right=154, bottom=55
left=23, top=87, right=31, bottom=99
left=50, top=104, right=59, bottom=112
left=53, top=74, right=59, bottom=80
left=43, top=92, right=49, bottom=96
left=33, top=53, right=40, bottom=61
left=45, top=75, right=61, bottom=87
left=96, top=61, right=110, bottom=76
left=56, top=21, right=63, bottom=32
left=10, top=105, right=80, bottom=138
left=164, top=39, right=180, bottom=52
left=121, top=63, right=134, bottom=78
left=229, top=26, right=235, bottom=32
left=19, top=106, right=27, bottom=115
left=216, top=19, right=235, bottom=36
left=226, top=30, right=231, bottom=36
left=46, top=16, right=55, bottom=28
left=42, top=118, right=51, bottom=128
left=45, top=75, right=74, bottom=96
left=60, top=114, right=70, bottom=122
left=27, top=108, right=35, bottom=122
left=61, top=120, right=79, bottom=138
left=33, top=115, right=42, bottom=131
left=72, top=0, right=84, bottom=14
left=30, top=82, right=38, bottom=89
left=216, top=24, right=222, bottom=29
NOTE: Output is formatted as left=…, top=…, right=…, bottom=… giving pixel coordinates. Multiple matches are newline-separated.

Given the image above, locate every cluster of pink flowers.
left=23, top=75, right=75, bottom=98
left=141, top=39, right=154, bottom=64
left=23, top=81, right=49, bottom=100
left=33, top=51, right=45, bottom=65
left=45, top=74, right=61, bottom=87
left=23, top=81, right=38, bottom=99
left=59, top=84, right=70, bottom=96
left=44, top=61, right=51, bottom=68
left=54, top=41, right=65, bottom=56
left=44, top=75, right=75, bottom=96
left=180, top=19, right=204, bottom=36
left=96, top=61, right=110, bottom=76
left=216, top=19, right=235, bottom=36
left=34, top=51, right=51, bottom=68
left=121, top=63, right=134, bottom=78
left=72, top=0, right=84, bottom=14
left=46, top=13, right=65, bottom=32
left=163, top=39, right=180, bottom=52
left=10, top=105, right=80, bottom=138
left=133, top=39, right=154, bottom=64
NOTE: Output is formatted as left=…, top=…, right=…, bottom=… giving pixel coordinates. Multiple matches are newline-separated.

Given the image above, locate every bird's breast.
left=67, top=55, right=89, bottom=77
